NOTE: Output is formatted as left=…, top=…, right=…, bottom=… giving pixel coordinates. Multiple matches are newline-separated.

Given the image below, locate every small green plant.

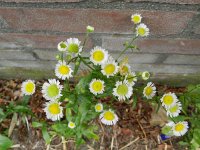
left=18, top=14, right=192, bottom=149
left=0, top=94, right=33, bottom=150
left=175, top=84, right=200, bottom=149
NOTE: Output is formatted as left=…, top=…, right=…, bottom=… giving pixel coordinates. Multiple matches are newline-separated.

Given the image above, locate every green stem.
left=61, top=52, right=64, bottom=61
left=79, top=56, right=94, bottom=70
left=116, top=36, right=137, bottom=61
left=82, top=32, right=89, bottom=51
left=67, top=57, right=77, bottom=65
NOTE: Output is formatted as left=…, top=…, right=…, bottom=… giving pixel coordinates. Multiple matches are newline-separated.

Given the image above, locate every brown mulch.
left=0, top=79, right=186, bottom=150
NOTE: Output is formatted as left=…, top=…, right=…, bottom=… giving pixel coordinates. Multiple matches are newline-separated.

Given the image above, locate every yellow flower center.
left=93, top=50, right=104, bottom=62
left=169, top=105, right=178, bottom=113
left=47, top=84, right=59, bottom=98
left=175, top=123, right=184, bottom=132
left=68, top=43, right=79, bottom=53
left=138, top=27, right=146, bottom=36
left=163, top=95, right=174, bottom=106
left=104, top=111, right=115, bottom=121
left=60, top=42, right=67, bottom=48
left=104, top=64, right=115, bottom=75
left=58, top=65, right=70, bottom=75
left=95, top=105, right=102, bottom=111
left=92, top=81, right=103, bottom=92
left=69, top=122, right=75, bottom=128
left=121, top=65, right=129, bottom=75
left=117, top=84, right=128, bottom=96
left=145, top=87, right=153, bottom=96
left=25, top=82, right=35, bottom=93
left=48, top=103, right=60, bottom=115
left=132, top=15, right=141, bottom=24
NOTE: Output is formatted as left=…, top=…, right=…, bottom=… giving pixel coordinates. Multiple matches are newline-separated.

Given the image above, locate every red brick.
left=0, top=33, right=93, bottom=49
left=125, top=0, right=200, bottom=4
left=1, top=0, right=84, bottom=2
left=0, top=8, right=196, bottom=35
left=102, top=37, right=200, bottom=55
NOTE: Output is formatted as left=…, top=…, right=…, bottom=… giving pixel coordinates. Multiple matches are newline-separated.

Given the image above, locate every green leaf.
left=161, top=126, right=173, bottom=136
left=132, top=94, right=137, bottom=110
left=32, top=122, right=43, bottom=128
left=14, top=105, right=30, bottom=113
left=75, top=74, right=92, bottom=95
left=83, top=129, right=99, bottom=140
left=66, top=108, right=72, bottom=122
left=42, top=126, right=51, bottom=144
left=0, top=108, right=6, bottom=122
left=170, top=115, right=187, bottom=122
left=21, top=95, right=30, bottom=105
left=178, top=141, right=189, bottom=146
left=0, top=134, right=13, bottom=150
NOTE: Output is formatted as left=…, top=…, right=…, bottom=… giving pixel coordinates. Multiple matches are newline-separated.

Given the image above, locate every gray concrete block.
left=163, top=54, right=200, bottom=65
left=0, top=50, right=36, bottom=60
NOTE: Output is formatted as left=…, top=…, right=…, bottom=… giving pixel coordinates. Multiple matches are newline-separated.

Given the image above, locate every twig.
left=119, top=137, right=140, bottom=150
left=8, top=113, right=18, bottom=137
left=99, top=120, right=105, bottom=133
left=136, top=119, right=148, bottom=150
left=11, top=144, right=21, bottom=148
left=111, top=136, right=114, bottom=150
left=46, top=144, right=50, bottom=150
left=25, top=116, right=30, bottom=132
left=99, top=120, right=105, bottom=150
left=87, top=144, right=94, bottom=150
left=62, top=136, right=67, bottom=150
left=136, top=118, right=147, bottom=139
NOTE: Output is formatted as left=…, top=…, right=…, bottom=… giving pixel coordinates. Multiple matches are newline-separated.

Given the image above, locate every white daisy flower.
left=90, top=46, right=109, bottom=65
left=119, top=64, right=131, bottom=76
left=66, top=38, right=82, bottom=56
left=89, top=79, right=105, bottom=95
left=141, top=71, right=150, bottom=80
left=131, top=13, right=142, bottom=24
left=113, top=80, right=133, bottom=101
left=166, top=102, right=182, bottom=118
left=21, top=80, right=36, bottom=95
left=55, top=61, right=73, bottom=80
left=43, top=101, right=63, bottom=121
left=161, top=92, right=178, bottom=108
left=100, top=110, right=118, bottom=126
left=95, top=103, right=103, bottom=112
left=101, top=59, right=119, bottom=78
left=172, top=121, right=189, bottom=136
left=68, top=121, right=76, bottom=129
left=42, top=79, right=63, bottom=101
left=136, top=23, right=149, bottom=37
left=143, top=82, right=156, bottom=99
left=57, top=41, right=67, bottom=52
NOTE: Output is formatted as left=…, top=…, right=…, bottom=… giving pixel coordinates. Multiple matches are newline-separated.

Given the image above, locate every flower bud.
left=87, top=25, right=94, bottom=33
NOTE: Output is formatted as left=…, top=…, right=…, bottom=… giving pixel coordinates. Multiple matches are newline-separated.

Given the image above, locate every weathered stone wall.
left=0, top=0, right=200, bottom=86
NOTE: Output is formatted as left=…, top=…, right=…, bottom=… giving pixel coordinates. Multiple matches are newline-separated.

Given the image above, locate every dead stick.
left=119, top=137, right=140, bottom=150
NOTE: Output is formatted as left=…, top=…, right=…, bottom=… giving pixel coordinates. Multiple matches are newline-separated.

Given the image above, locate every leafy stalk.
left=116, top=36, right=138, bottom=61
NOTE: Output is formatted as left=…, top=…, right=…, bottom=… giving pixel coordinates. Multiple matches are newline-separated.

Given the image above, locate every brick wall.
left=0, top=0, right=200, bottom=86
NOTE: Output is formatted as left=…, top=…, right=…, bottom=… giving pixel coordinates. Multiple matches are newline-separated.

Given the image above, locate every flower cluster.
left=19, top=14, right=189, bottom=146
left=161, top=92, right=188, bottom=137
left=142, top=83, right=188, bottom=137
